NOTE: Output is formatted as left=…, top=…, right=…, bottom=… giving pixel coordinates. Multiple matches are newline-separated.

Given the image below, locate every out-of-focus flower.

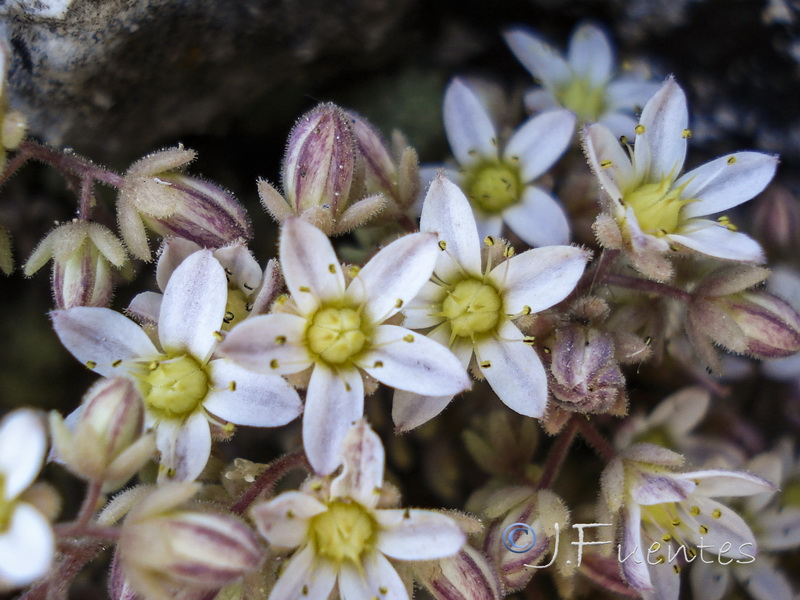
left=441, top=78, right=576, bottom=247
left=24, top=220, right=128, bottom=309
left=49, top=377, right=155, bottom=488
left=117, top=146, right=252, bottom=261
left=128, top=238, right=280, bottom=331
left=258, top=103, right=387, bottom=235
left=0, top=39, right=27, bottom=175
left=394, top=175, right=588, bottom=431
left=583, top=77, right=777, bottom=281
left=602, top=443, right=774, bottom=600
left=219, top=218, right=469, bottom=474
left=116, top=482, right=263, bottom=600
left=52, top=250, right=302, bottom=482
left=0, top=410, right=54, bottom=590
left=504, top=22, right=660, bottom=137
left=250, top=421, right=465, bottom=600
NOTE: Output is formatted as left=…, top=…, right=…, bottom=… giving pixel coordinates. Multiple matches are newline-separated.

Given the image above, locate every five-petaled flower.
left=250, top=420, right=466, bottom=600
left=52, top=250, right=303, bottom=482
left=601, top=443, right=775, bottom=600
left=504, top=22, right=660, bottom=137
left=441, top=78, right=576, bottom=247
left=0, top=410, right=54, bottom=589
left=218, top=218, right=470, bottom=474
left=393, top=174, right=589, bottom=431
left=583, top=77, right=778, bottom=280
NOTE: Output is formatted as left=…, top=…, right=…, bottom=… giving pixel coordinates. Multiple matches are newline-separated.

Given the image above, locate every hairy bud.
left=50, top=377, right=154, bottom=487
left=414, top=544, right=502, bottom=600
left=24, top=221, right=127, bottom=309
left=753, top=185, right=800, bottom=258
left=118, top=147, right=251, bottom=261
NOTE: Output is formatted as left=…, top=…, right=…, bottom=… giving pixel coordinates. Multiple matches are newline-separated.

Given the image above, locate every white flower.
left=602, top=444, right=775, bottom=600
left=218, top=218, right=470, bottom=474
left=441, top=78, right=576, bottom=247
left=504, top=22, right=661, bottom=137
left=583, top=77, right=778, bottom=278
left=250, top=420, right=466, bottom=600
left=52, top=250, right=303, bottom=482
left=0, top=410, right=54, bottom=589
left=393, top=175, right=589, bottom=431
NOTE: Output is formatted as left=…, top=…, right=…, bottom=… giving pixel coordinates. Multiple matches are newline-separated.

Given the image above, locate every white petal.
left=250, top=492, right=326, bottom=548
left=127, top=291, right=162, bottom=324
left=155, top=413, right=211, bottom=482
left=339, top=552, right=408, bottom=600
left=158, top=250, right=227, bottom=361
left=280, top=218, right=346, bottom=314
left=677, top=469, right=775, bottom=497
left=0, top=410, right=46, bottom=500
left=619, top=504, right=653, bottom=592
left=474, top=212, right=504, bottom=242
left=331, top=420, right=384, bottom=507
left=668, top=221, right=765, bottom=262
left=270, top=545, right=336, bottom=600
left=303, top=366, right=364, bottom=475
left=629, top=474, right=694, bottom=505
left=502, top=186, right=570, bottom=247
left=598, top=112, right=639, bottom=140
left=745, top=558, right=794, bottom=600
left=523, top=89, right=560, bottom=113
left=155, top=237, right=200, bottom=290
left=443, top=79, right=498, bottom=166
left=217, top=313, right=312, bottom=375
left=474, top=323, right=548, bottom=417
left=346, top=232, right=438, bottom=323
left=504, top=109, right=576, bottom=182
left=51, top=307, right=158, bottom=377
left=679, top=497, right=756, bottom=558
left=204, top=359, right=302, bottom=427
left=401, top=280, right=448, bottom=330
left=755, top=507, right=800, bottom=550
left=689, top=562, right=730, bottom=600
left=634, top=77, right=688, bottom=182
left=582, top=123, right=634, bottom=201
left=677, top=152, right=778, bottom=218
left=420, top=175, right=482, bottom=281
left=491, top=245, right=588, bottom=314
left=213, top=243, right=263, bottom=294
left=376, top=510, right=465, bottom=560
left=605, top=80, right=662, bottom=112
left=646, top=553, right=681, bottom=600
left=503, top=28, right=572, bottom=90
left=567, top=23, right=613, bottom=86
left=358, top=325, right=470, bottom=396
left=0, top=503, right=54, bottom=586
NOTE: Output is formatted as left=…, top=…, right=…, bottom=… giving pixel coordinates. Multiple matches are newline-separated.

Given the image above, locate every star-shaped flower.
left=393, top=174, right=589, bottom=431
left=218, top=218, right=470, bottom=474
left=0, top=410, right=54, bottom=590
left=52, top=250, right=303, bottom=482
left=583, top=77, right=778, bottom=280
left=441, top=78, right=576, bottom=247
left=250, top=420, right=466, bottom=600
left=602, top=443, right=775, bottom=600
left=504, top=22, right=661, bottom=137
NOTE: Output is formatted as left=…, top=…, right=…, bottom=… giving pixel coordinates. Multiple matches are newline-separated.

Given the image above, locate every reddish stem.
left=537, top=417, right=579, bottom=490
left=230, top=450, right=309, bottom=516
left=16, top=140, right=125, bottom=188
left=576, top=419, right=616, bottom=462
left=603, top=272, right=692, bottom=303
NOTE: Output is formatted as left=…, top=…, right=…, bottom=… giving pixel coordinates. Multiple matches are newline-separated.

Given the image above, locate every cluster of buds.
left=117, top=146, right=252, bottom=261
left=687, top=265, right=800, bottom=374
left=258, top=102, right=419, bottom=235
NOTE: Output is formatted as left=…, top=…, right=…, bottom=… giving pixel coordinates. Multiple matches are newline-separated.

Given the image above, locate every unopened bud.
left=414, top=544, right=502, bottom=600
left=24, top=221, right=127, bottom=309
left=118, top=147, right=252, bottom=261
left=753, top=185, right=800, bottom=258
left=117, top=483, right=264, bottom=600
left=50, top=377, right=154, bottom=486
left=550, top=325, right=626, bottom=414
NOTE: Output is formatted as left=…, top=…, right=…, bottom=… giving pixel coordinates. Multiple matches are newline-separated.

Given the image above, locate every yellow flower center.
left=222, top=288, right=250, bottom=331
left=309, top=500, right=378, bottom=565
left=307, top=306, right=369, bottom=365
left=140, top=354, right=209, bottom=418
left=556, top=77, right=607, bottom=122
left=0, top=475, right=14, bottom=533
left=623, top=178, right=694, bottom=236
left=442, top=278, right=503, bottom=340
left=463, top=161, right=523, bottom=214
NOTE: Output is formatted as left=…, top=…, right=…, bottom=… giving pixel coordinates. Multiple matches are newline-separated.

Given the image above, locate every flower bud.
left=117, top=483, right=264, bottom=600
left=50, top=377, right=154, bottom=487
left=414, top=544, right=502, bottom=600
left=118, top=147, right=251, bottom=261
left=24, top=221, right=127, bottom=309
left=550, top=325, right=626, bottom=414
left=753, top=185, right=800, bottom=258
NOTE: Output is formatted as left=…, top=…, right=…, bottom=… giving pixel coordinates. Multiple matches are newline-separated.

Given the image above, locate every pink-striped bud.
left=24, top=221, right=127, bottom=309
left=414, top=544, right=502, bottom=600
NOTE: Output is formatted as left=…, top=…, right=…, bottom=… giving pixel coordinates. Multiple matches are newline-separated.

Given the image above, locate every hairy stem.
left=230, top=449, right=309, bottom=516
left=603, top=272, right=692, bottom=303
left=537, top=417, right=579, bottom=490
left=16, top=140, right=125, bottom=188
left=576, top=419, right=616, bottom=462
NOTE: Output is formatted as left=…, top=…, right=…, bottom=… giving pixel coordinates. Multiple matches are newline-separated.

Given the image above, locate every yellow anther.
left=682, top=128, right=692, bottom=139
left=619, top=135, right=628, bottom=144
left=438, top=240, right=447, bottom=251
left=671, top=518, right=681, bottom=527
left=699, top=525, right=708, bottom=534
left=85, top=360, right=97, bottom=369
left=328, top=264, right=337, bottom=274
left=270, top=359, right=279, bottom=369
left=600, top=160, right=613, bottom=168
left=287, top=510, right=295, bottom=519
left=690, top=506, right=700, bottom=516
left=228, top=381, right=237, bottom=391
left=673, top=564, right=682, bottom=574
left=523, top=336, right=536, bottom=344
left=403, top=334, right=414, bottom=343
left=275, top=336, right=287, bottom=345
left=299, top=286, right=311, bottom=293
left=712, top=508, right=722, bottom=519
left=395, top=299, right=403, bottom=308
left=662, top=534, right=672, bottom=542
left=480, top=360, right=491, bottom=368
left=112, top=359, right=122, bottom=367
left=503, top=245, right=515, bottom=257
left=521, top=305, right=531, bottom=315
left=348, top=265, right=361, bottom=277
left=213, top=331, right=224, bottom=341
left=373, top=361, right=383, bottom=368
left=727, top=156, right=737, bottom=165
left=484, top=236, right=495, bottom=246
